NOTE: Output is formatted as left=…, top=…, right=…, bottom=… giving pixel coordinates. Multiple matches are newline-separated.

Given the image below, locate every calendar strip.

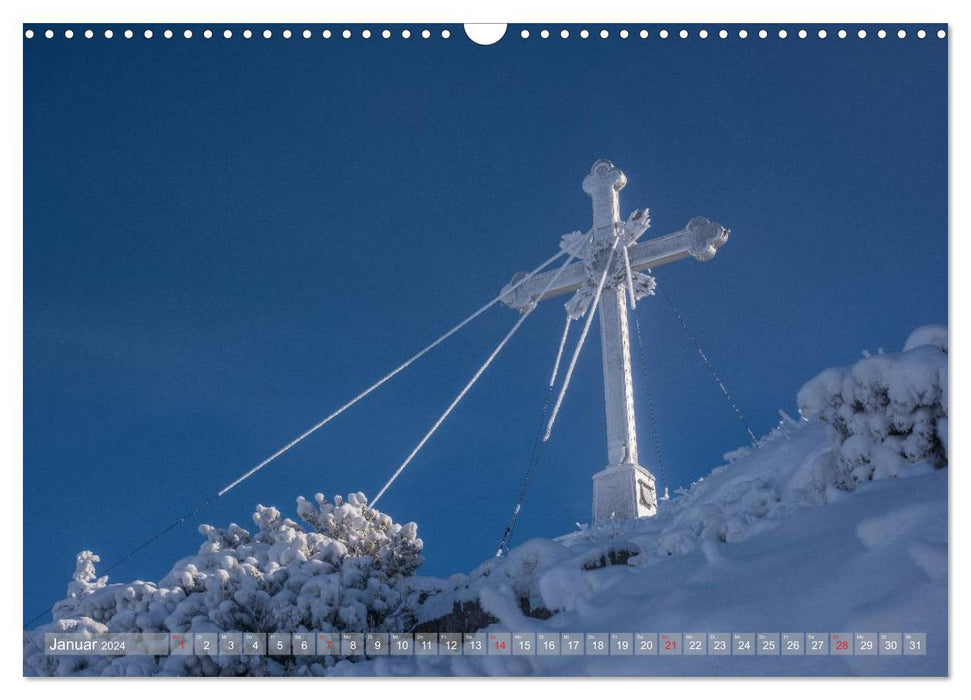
left=42, top=631, right=927, bottom=657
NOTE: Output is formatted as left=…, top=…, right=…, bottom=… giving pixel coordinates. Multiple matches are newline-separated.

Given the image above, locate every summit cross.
left=500, top=160, right=729, bottom=525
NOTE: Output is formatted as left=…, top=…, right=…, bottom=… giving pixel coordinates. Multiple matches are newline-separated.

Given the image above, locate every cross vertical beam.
left=598, top=283, right=639, bottom=467
left=582, top=160, right=657, bottom=524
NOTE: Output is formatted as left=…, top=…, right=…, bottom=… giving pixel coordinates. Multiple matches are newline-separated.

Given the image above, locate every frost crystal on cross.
left=501, top=160, right=729, bottom=525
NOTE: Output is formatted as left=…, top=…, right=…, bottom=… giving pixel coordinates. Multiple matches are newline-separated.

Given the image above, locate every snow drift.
left=24, top=326, right=948, bottom=676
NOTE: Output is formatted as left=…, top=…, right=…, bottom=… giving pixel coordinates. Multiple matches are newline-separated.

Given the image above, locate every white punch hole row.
left=24, top=25, right=948, bottom=42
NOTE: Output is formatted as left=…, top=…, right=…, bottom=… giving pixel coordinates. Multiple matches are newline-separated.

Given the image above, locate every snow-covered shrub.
left=797, top=326, right=947, bottom=487
left=24, top=492, right=423, bottom=677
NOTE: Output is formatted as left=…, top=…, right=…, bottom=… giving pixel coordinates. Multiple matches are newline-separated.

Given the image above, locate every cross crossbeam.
left=500, top=217, right=727, bottom=312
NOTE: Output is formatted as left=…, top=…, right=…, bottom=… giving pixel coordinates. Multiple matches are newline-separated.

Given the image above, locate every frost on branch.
left=25, top=492, right=424, bottom=677
left=797, top=326, right=948, bottom=488
left=50, top=551, right=108, bottom=621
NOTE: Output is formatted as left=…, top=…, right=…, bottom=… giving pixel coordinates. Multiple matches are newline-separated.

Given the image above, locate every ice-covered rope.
left=24, top=249, right=568, bottom=630
left=549, top=316, right=572, bottom=387
left=621, top=244, right=637, bottom=310
left=655, top=279, right=759, bottom=446
left=217, top=249, right=567, bottom=497
left=372, top=254, right=576, bottom=507
left=544, top=236, right=622, bottom=442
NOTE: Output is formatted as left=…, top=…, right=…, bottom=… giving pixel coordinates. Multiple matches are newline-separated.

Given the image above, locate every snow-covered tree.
left=24, top=492, right=423, bottom=676
left=797, top=325, right=947, bottom=487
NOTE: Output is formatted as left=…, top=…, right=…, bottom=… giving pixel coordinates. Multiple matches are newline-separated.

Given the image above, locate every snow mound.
left=797, top=325, right=947, bottom=486
left=902, top=325, right=947, bottom=353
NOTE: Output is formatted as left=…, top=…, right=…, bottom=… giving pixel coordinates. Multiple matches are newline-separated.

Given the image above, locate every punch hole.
left=24, top=29, right=34, bottom=39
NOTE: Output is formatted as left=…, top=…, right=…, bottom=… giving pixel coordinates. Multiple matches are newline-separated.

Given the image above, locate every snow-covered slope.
left=24, top=326, right=948, bottom=677
left=346, top=421, right=945, bottom=676
left=337, top=325, right=948, bottom=677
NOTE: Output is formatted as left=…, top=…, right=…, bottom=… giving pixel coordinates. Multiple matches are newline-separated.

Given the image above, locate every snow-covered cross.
left=501, top=160, right=729, bottom=525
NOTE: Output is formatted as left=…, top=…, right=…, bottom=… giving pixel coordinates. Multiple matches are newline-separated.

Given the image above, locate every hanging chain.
left=632, top=309, right=670, bottom=497
left=655, top=280, right=759, bottom=446
left=23, top=493, right=217, bottom=628
left=496, top=315, right=573, bottom=556
left=496, top=381, right=556, bottom=557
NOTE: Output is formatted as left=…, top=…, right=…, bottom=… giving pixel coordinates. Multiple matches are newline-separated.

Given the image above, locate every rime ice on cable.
left=501, top=160, right=729, bottom=525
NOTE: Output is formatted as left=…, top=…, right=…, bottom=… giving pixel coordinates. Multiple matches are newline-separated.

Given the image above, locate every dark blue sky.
left=23, top=24, right=947, bottom=622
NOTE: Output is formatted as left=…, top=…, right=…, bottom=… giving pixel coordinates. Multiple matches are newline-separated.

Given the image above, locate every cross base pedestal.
left=592, top=463, right=657, bottom=526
